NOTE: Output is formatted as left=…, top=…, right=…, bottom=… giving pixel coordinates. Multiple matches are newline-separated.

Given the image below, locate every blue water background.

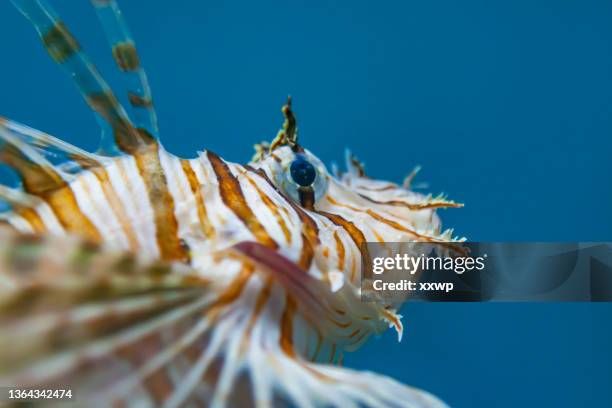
left=1, top=1, right=611, bottom=406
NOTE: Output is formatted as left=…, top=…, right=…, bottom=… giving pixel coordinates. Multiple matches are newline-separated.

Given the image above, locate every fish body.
left=0, top=1, right=463, bottom=407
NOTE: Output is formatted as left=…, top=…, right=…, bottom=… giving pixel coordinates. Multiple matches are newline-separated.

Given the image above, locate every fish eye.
left=290, top=155, right=317, bottom=186
left=278, top=153, right=328, bottom=207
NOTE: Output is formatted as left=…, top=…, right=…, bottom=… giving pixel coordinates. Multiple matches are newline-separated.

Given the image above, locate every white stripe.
left=250, top=170, right=303, bottom=245
left=4, top=214, right=33, bottom=233
left=106, top=157, right=159, bottom=257
left=158, top=151, right=198, bottom=239
left=191, top=155, right=254, bottom=243
left=34, top=202, right=65, bottom=235
left=233, top=166, right=298, bottom=253
left=69, top=172, right=129, bottom=249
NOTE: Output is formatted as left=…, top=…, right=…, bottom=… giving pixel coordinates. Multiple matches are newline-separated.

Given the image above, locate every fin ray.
left=0, top=116, right=106, bottom=173
left=90, top=0, right=159, bottom=138
left=10, top=0, right=156, bottom=154
left=0, top=228, right=212, bottom=403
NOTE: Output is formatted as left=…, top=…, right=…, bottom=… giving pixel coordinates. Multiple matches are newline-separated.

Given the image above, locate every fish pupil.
left=290, top=156, right=316, bottom=186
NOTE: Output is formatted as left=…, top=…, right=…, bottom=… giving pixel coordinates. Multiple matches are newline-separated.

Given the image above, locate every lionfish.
left=0, top=1, right=464, bottom=407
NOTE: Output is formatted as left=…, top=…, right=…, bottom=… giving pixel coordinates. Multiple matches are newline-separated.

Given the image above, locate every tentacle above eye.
left=269, top=96, right=299, bottom=152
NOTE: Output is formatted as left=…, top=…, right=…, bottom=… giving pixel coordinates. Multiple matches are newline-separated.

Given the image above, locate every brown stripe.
left=42, top=21, right=81, bottom=64
left=327, top=196, right=462, bottom=252
left=280, top=294, right=297, bottom=357
left=356, top=184, right=397, bottom=192
left=133, top=146, right=188, bottom=262
left=17, top=208, right=46, bottom=233
left=0, top=145, right=100, bottom=241
left=332, top=306, right=346, bottom=316
left=207, top=263, right=254, bottom=321
left=89, top=165, right=139, bottom=250
left=359, top=193, right=463, bottom=210
left=295, top=206, right=319, bottom=249
left=367, top=209, right=432, bottom=240
left=318, top=212, right=366, bottom=255
left=298, top=186, right=315, bottom=211
left=366, top=209, right=467, bottom=255
left=181, top=159, right=215, bottom=238
left=370, top=227, right=385, bottom=242
left=382, top=309, right=402, bottom=335
left=329, top=194, right=448, bottom=241
left=322, top=247, right=329, bottom=258
left=330, top=318, right=352, bottom=329
left=36, top=184, right=101, bottom=241
left=348, top=330, right=369, bottom=348
left=112, top=42, right=141, bottom=72
left=245, top=174, right=291, bottom=244
left=318, top=211, right=369, bottom=280
left=350, top=254, right=357, bottom=281
left=128, top=92, right=153, bottom=108
left=207, top=152, right=276, bottom=248
left=347, top=328, right=361, bottom=339
left=332, top=231, right=345, bottom=270
left=326, top=195, right=363, bottom=212
left=297, top=233, right=314, bottom=271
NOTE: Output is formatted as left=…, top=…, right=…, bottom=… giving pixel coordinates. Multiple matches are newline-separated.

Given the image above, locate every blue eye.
left=278, top=151, right=329, bottom=207
left=290, top=155, right=317, bottom=186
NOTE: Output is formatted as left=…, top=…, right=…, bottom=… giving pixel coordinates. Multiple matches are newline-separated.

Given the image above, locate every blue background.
left=1, top=0, right=611, bottom=406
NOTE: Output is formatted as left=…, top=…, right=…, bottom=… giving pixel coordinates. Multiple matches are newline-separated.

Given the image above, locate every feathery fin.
left=0, top=228, right=448, bottom=407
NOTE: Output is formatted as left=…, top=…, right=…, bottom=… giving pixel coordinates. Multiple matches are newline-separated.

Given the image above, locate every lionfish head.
left=194, top=98, right=466, bottom=344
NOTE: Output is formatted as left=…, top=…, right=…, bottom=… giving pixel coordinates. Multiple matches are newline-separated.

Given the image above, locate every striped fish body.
left=0, top=141, right=458, bottom=406
left=0, top=1, right=463, bottom=407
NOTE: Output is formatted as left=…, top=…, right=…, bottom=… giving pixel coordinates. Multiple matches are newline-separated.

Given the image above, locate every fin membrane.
left=10, top=0, right=156, bottom=154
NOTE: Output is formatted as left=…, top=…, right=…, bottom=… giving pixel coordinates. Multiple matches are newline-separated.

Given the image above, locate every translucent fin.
left=0, top=123, right=70, bottom=195
left=10, top=0, right=155, bottom=154
left=90, top=0, right=159, bottom=138
left=0, top=116, right=106, bottom=174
